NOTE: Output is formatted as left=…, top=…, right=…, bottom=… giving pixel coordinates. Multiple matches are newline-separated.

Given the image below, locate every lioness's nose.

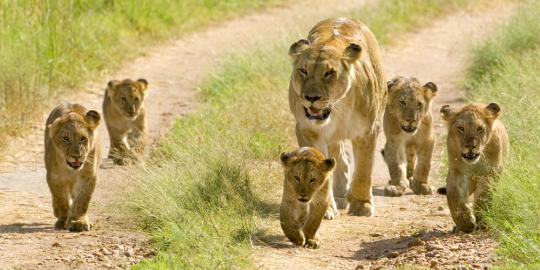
left=304, top=95, right=321, bottom=102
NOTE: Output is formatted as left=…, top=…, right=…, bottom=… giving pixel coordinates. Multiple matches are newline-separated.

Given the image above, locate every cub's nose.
left=304, top=95, right=321, bottom=103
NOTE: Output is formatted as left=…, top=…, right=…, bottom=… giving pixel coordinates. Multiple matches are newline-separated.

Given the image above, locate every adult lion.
left=288, top=17, right=386, bottom=218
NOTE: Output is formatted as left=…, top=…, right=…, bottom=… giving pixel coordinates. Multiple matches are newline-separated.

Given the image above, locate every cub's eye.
left=309, top=178, right=316, bottom=184
left=294, top=176, right=300, bottom=182
left=134, top=97, right=139, bottom=103
left=298, top=68, right=308, bottom=76
left=457, top=126, right=465, bottom=132
left=477, top=127, right=484, bottom=133
left=399, top=100, right=406, bottom=107
left=122, top=97, right=128, bottom=103
left=324, top=70, right=335, bottom=79
left=417, top=102, right=423, bottom=109
left=62, top=136, right=70, bottom=144
left=80, top=136, right=87, bottom=143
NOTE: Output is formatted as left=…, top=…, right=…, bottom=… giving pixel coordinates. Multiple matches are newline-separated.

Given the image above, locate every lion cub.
left=279, top=147, right=336, bottom=248
left=103, top=78, right=149, bottom=165
left=382, top=76, right=437, bottom=197
left=45, top=103, right=102, bottom=231
left=440, top=103, right=509, bottom=232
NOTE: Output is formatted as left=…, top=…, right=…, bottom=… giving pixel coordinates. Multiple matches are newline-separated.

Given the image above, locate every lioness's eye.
left=298, top=68, right=308, bottom=76
left=294, top=176, right=300, bottom=182
left=62, top=136, right=70, bottom=144
left=400, top=100, right=406, bottom=107
left=122, top=97, right=128, bottom=103
left=477, top=127, right=484, bottom=133
left=310, top=178, right=316, bottom=184
left=457, top=126, right=465, bottom=132
left=80, top=136, right=87, bottom=143
left=324, top=70, right=335, bottom=79
left=417, top=102, right=423, bottom=109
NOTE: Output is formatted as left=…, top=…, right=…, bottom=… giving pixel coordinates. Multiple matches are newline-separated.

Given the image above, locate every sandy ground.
left=252, top=3, right=516, bottom=270
left=0, top=0, right=378, bottom=269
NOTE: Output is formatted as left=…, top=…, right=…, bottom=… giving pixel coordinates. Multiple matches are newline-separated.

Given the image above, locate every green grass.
left=0, top=0, right=279, bottom=152
left=464, top=1, right=540, bottom=268
left=125, top=0, right=486, bottom=268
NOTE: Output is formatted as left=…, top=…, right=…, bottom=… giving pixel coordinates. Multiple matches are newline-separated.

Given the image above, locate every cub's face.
left=441, top=103, right=501, bottom=164
left=387, top=77, right=437, bottom=135
left=289, top=39, right=364, bottom=124
left=107, top=79, right=148, bottom=118
left=48, top=111, right=100, bottom=170
left=280, top=147, right=336, bottom=203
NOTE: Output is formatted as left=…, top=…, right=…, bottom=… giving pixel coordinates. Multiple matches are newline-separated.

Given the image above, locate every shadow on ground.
left=0, top=222, right=52, bottom=234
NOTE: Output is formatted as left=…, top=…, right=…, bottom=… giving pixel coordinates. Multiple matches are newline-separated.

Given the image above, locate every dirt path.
left=253, top=3, right=515, bottom=270
left=0, top=1, right=374, bottom=269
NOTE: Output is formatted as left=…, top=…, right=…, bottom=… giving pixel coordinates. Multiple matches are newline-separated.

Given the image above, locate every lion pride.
left=288, top=17, right=386, bottom=218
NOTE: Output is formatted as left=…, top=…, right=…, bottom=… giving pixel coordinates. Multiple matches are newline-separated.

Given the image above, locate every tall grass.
left=0, top=0, right=278, bottom=150
left=125, top=0, right=486, bottom=268
left=465, top=1, right=540, bottom=268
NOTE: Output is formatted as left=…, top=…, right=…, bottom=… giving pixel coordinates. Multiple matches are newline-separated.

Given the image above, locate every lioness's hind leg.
left=329, top=141, right=351, bottom=209
left=67, top=177, right=96, bottom=232
left=348, top=134, right=377, bottom=216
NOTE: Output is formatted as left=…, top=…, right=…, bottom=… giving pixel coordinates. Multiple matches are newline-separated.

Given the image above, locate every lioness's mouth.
left=462, top=152, right=480, bottom=161
left=67, top=160, right=83, bottom=170
left=401, top=125, right=417, bottom=133
left=298, top=198, right=310, bottom=203
left=304, top=106, right=331, bottom=121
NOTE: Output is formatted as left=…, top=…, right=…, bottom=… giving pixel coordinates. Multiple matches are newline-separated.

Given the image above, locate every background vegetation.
left=0, top=0, right=278, bottom=151
left=124, top=0, right=482, bottom=268
left=465, top=1, right=540, bottom=268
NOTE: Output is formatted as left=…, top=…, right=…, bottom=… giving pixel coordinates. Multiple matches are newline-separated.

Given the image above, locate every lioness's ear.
left=423, top=82, right=438, bottom=99
left=485, top=103, right=501, bottom=119
left=320, top=158, right=336, bottom=173
left=137, top=78, right=148, bottom=91
left=280, top=151, right=297, bottom=167
left=289, top=39, right=310, bottom=57
left=85, top=110, right=101, bottom=130
left=343, top=43, right=362, bottom=62
left=440, top=104, right=455, bottom=121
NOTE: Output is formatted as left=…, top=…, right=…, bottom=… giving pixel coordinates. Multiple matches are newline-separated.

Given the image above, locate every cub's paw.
left=54, top=218, right=67, bottom=230
left=384, top=184, right=407, bottom=197
left=334, top=196, right=349, bottom=209
left=304, top=239, right=320, bottom=249
left=68, top=219, right=92, bottom=232
left=347, top=198, right=373, bottom=217
left=410, top=180, right=433, bottom=195
left=324, top=205, right=338, bottom=220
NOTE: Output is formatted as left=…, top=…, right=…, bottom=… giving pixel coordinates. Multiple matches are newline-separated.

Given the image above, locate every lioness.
left=440, top=103, right=509, bottom=232
left=103, top=78, right=149, bottom=165
left=382, top=77, right=437, bottom=196
left=280, top=147, right=336, bottom=248
left=44, top=103, right=102, bottom=232
left=288, top=17, right=386, bottom=218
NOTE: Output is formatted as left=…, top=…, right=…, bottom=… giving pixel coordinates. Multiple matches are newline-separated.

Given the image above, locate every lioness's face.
left=441, top=103, right=501, bottom=164
left=289, top=39, right=363, bottom=124
left=280, top=148, right=336, bottom=203
left=49, top=111, right=100, bottom=171
left=387, top=77, right=437, bottom=135
left=108, top=79, right=148, bottom=118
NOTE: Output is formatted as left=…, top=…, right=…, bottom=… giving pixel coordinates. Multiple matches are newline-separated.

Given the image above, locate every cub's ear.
left=320, top=158, right=336, bottom=173
left=387, top=77, right=399, bottom=92
left=440, top=104, right=455, bottom=121
left=289, top=39, right=310, bottom=57
left=343, top=43, right=362, bottom=62
left=485, top=103, right=501, bottom=119
left=280, top=151, right=297, bottom=167
left=107, top=80, right=119, bottom=90
left=423, top=82, right=438, bottom=99
left=47, top=118, right=62, bottom=140
left=137, top=78, right=148, bottom=91
left=85, top=110, right=101, bottom=130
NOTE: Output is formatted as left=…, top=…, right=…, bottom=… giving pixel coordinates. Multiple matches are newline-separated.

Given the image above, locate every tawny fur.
left=382, top=77, right=437, bottom=197
left=44, top=103, right=102, bottom=232
left=288, top=17, right=386, bottom=218
left=103, top=78, right=149, bottom=165
left=280, top=147, right=336, bottom=249
left=440, top=103, right=509, bottom=232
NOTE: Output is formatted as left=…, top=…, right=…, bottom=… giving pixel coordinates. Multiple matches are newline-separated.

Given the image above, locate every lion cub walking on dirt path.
left=279, top=147, right=336, bottom=249
left=440, top=103, right=509, bottom=232
left=382, top=76, right=437, bottom=197
left=45, top=103, right=102, bottom=232
left=103, top=78, right=149, bottom=165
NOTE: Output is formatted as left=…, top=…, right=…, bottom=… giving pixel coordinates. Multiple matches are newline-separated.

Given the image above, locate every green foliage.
left=465, top=1, right=540, bottom=267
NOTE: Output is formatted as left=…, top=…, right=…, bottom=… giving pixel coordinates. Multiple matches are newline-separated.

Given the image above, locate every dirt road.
left=0, top=1, right=373, bottom=269
left=253, top=3, right=515, bottom=270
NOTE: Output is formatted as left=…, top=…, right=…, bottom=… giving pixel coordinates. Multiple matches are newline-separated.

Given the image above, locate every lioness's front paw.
left=384, top=184, right=407, bottom=197
left=410, top=180, right=433, bottom=195
left=324, top=205, right=338, bottom=220
left=304, top=239, right=320, bottom=249
left=334, top=196, right=349, bottom=209
left=54, top=218, right=67, bottom=230
left=347, top=198, right=373, bottom=217
left=68, top=219, right=92, bottom=232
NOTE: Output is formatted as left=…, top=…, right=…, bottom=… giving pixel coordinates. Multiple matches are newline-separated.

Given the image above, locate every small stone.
left=408, top=238, right=425, bottom=247
left=437, top=206, right=444, bottom=211
left=124, top=247, right=134, bottom=257
left=52, top=242, right=61, bottom=247
left=430, top=260, right=438, bottom=268
left=369, top=233, right=382, bottom=237
left=387, top=251, right=399, bottom=258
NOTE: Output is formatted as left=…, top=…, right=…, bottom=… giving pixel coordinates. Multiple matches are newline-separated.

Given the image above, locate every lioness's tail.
left=437, top=187, right=447, bottom=195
